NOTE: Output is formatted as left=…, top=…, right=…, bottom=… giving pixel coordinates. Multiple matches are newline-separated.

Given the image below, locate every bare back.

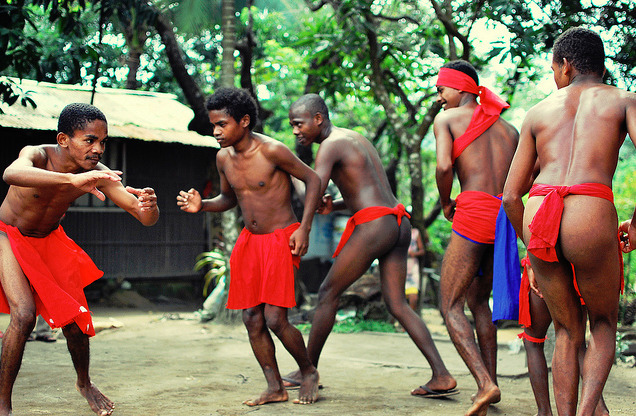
left=528, top=83, right=635, bottom=187
left=315, top=127, right=398, bottom=213
left=446, top=107, right=519, bottom=194
left=218, top=134, right=298, bottom=234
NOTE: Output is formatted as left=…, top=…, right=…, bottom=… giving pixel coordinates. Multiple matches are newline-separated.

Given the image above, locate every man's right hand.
left=317, top=194, right=333, bottom=215
left=69, top=170, right=122, bottom=201
left=442, top=199, right=456, bottom=221
left=177, top=188, right=203, bottom=213
left=619, top=220, right=636, bottom=253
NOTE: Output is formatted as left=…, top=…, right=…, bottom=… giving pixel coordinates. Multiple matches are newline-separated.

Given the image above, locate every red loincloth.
left=332, top=204, right=410, bottom=258
left=227, top=223, right=301, bottom=310
left=451, top=191, right=501, bottom=244
left=0, top=221, right=103, bottom=336
left=435, top=68, right=510, bottom=164
left=518, top=255, right=532, bottom=327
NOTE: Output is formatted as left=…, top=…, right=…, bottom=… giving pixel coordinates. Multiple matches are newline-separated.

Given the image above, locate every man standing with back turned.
left=503, top=27, right=636, bottom=415
left=433, top=60, right=519, bottom=415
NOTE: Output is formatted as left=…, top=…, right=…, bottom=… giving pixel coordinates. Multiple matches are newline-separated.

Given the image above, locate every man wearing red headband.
left=434, top=60, right=519, bottom=415
left=503, top=27, right=636, bottom=415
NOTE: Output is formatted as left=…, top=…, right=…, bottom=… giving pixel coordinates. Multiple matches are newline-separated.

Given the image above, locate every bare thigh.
left=0, top=232, right=36, bottom=313
left=321, top=215, right=402, bottom=297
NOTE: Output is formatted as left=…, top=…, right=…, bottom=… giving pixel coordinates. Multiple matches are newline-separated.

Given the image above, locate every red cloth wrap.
left=518, top=332, right=547, bottom=344
left=435, top=68, right=510, bottom=163
left=332, top=204, right=410, bottom=258
left=518, top=255, right=532, bottom=327
left=0, top=221, right=103, bottom=336
left=527, top=183, right=614, bottom=262
left=452, top=191, right=501, bottom=244
left=227, top=223, right=301, bottom=310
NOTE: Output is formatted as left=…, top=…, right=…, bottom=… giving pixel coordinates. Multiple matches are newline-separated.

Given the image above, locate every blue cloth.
left=492, top=203, right=521, bottom=322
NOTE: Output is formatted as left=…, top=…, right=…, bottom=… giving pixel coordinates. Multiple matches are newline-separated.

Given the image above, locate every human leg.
left=522, top=291, right=553, bottom=416
left=241, top=305, right=288, bottom=406
left=62, top=322, right=114, bottom=415
left=376, top=219, right=456, bottom=394
left=263, top=304, right=318, bottom=404
left=465, top=254, right=497, bottom=385
left=439, top=233, right=499, bottom=415
left=0, top=232, right=37, bottom=416
left=577, top=309, right=609, bottom=416
left=557, top=197, right=620, bottom=416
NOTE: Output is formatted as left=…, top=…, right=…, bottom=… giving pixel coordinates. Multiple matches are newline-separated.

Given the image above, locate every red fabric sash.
left=451, top=191, right=501, bottom=244
left=0, top=221, right=103, bottom=336
left=527, top=183, right=614, bottom=262
left=333, top=204, right=410, bottom=258
left=518, top=332, right=547, bottom=344
left=518, top=255, right=532, bottom=327
left=435, top=68, right=510, bottom=163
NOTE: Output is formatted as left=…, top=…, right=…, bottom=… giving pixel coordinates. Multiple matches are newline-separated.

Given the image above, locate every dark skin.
left=177, top=109, right=322, bottom=405
left=503, top=56, right=636, bottom=415
left=521, top=262, right=609, bottom=416
left=407, top=228, right=425, bottom=311
left=434, top=81, right=519, bottom=416
left=0, top=119, right=159, bottom=416
left=284, top=99, right=457, bottom=396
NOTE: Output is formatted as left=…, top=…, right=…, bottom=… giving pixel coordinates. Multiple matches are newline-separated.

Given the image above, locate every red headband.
left=435, top=67, right=479, bottom=94
left=435, top=67, right=509, bottom=116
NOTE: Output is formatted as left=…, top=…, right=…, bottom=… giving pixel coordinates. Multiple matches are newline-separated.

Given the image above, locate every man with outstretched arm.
left=433, top=60, right=519, bottom=415
left=177, top=87, right=322, bottom=406
left=0, top=103, right=159, bottom=416
left=503, top=27, right=636, bottom=415
left=283, top=93, right=457, bottom=398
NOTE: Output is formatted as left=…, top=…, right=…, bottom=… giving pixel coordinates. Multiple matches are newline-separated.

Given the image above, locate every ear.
left=314, top=112, right=324, bottom=126
left=240, top=114, right=251, bottom=128
left=562, top=58, right=573, bottom=75
left=57, top=132, right=69, bottom=147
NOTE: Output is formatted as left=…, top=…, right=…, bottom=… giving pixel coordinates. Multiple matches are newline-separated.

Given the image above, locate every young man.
left=176, top=87, right=322, bottom=406
left=0, top=102, right=159, bottom=416
left=284, top=93, right=457, bottom=398
left=433, top=60, right=519, bottom=415
left=503, top=27, right=636, bottom=415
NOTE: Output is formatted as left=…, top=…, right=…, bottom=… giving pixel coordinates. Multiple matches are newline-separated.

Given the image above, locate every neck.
left=232, top=132, right=255, bottom=153
left=569, top=72, right=603, bottom=86
left=318, top=121, right=333, bottom=143
left=459, top=93, right=478, bottom=107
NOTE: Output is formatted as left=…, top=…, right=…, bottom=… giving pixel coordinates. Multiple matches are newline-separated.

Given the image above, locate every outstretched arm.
left=433, top=114, right=455, bottom=221
left=619, top=97, right=636, bottom=252
left=503, top=114, right=538, bottom=243
left=177, top=152, right=237, bottom=214
left=266, top=142, right=321, bottom=256
left=100, top=177, right=159, bottom=226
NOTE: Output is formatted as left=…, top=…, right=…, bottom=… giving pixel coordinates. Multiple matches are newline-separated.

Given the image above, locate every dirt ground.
left=2, top=302, right=635, bottom=416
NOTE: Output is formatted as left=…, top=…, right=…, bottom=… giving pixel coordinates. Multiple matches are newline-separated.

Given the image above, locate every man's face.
left=436, top=85, right=462, bottom=110
left=65, top=119, right=108, bottom=171
left=288, top=106, right=321, bottom=146
left=209, top=109, right=248, bottom=148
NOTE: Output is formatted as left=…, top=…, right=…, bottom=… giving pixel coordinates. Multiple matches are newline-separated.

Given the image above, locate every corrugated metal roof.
left=0, top=78, right=218, bottom=148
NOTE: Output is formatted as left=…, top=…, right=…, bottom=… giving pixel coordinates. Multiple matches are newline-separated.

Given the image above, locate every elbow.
left=436, top=163, right=453, bottom=178
left=141, top=207, right=160, bottom=227
left=501, top=192, right=519, bottom=214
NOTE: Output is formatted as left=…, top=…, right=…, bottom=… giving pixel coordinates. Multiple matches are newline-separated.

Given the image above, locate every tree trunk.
left=220, top=0, right=236, bottom=88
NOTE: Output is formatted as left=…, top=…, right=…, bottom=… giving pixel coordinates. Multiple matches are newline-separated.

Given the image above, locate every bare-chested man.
left=0, top=103, right=159, bottom=416
left=503, top=27, right=636, bottom=416
left=434, top=60, right=519, bottom=415
left=176, top=87, right=321, bottom=406
left=283, top=93, right=457, bottom=398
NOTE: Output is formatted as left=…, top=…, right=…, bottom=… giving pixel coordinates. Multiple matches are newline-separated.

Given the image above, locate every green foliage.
left=296, top=317, right=397, bottom=334
left=193, top=249, right=227, bottom=297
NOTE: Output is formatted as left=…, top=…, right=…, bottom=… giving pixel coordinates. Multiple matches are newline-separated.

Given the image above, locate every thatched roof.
left=0, top=79, right=218, bottom=148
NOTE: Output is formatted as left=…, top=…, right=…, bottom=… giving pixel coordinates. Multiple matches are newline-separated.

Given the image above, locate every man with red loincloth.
left=283, top=93, right=457, bottom=398
left=177, top=87, right=322, bottom=406
left=0, top=102, right=159, bottom=416
left=433, top=60, right=520, bottom=415
left=503, top=27, right=636, bottom=415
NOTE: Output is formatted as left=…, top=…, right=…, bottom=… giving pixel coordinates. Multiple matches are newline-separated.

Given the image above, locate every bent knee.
left=10, top=306, right=36, bottom=332
left=264, top=314, right=288, bottom=334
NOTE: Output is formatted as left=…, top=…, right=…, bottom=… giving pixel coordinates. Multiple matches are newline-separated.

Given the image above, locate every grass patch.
left=296, top=317, right=396, bottom=334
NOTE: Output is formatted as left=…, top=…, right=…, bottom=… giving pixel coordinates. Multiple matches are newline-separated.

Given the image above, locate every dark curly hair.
left=442, top=60, right=479, bottom=85
left=553, top=27, right=605, bottom=75
left=206, top=87, right=258, bottom=130
left=57, top=103, right=107, bottom=136
left=290, top=93, right=330, bottom=120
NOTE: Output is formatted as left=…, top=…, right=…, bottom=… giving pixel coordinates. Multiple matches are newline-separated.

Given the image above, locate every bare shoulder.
left=254, top=133, right=294, bottom=160
left=20, top=144, right=50, bottom=162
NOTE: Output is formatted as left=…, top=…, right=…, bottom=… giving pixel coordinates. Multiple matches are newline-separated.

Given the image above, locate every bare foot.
left=411, top=374, right=458, bottom=395
left=294, top=369, right=319, bottom=404
left=76, top=382, right=115, bottom=416
left=243, top=388, right=288, bottom=406
left=282, top=369, right=301, bottom=388
left=465, top=384, right=500, bottom=416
